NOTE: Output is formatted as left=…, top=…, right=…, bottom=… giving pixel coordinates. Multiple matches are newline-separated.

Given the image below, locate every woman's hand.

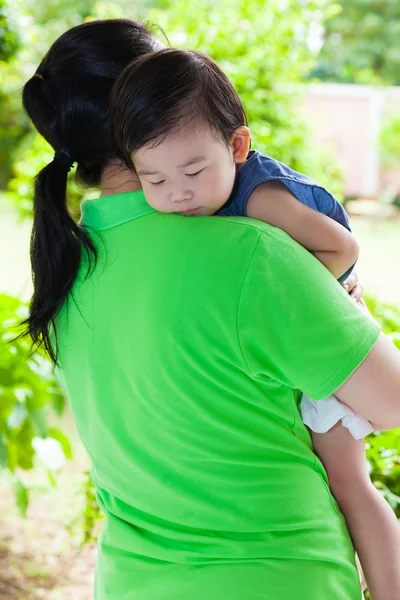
left=342, top=270, right=363, bottom=303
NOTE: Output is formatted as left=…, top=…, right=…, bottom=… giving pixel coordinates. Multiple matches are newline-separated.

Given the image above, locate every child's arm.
left=246, top=180, right=359, bottom=280
left=312, top=423, right=400, bottom=600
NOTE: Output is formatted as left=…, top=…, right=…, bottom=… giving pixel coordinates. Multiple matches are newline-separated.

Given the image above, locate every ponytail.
left=19, top=155, right=97, bottom=365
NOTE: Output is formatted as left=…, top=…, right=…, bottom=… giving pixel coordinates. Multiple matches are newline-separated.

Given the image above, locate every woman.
left=21, top=20, right=400, bottom=600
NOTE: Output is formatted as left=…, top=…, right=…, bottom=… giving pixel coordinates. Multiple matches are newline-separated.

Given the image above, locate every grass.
left=351, top=216, right=400, bottom=306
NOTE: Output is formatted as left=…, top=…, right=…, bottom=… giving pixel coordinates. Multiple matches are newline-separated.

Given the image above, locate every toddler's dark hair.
left=110, top=48, right=247, bottom=168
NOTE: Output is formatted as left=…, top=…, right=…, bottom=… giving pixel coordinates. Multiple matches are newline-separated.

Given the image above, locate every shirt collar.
left=79, top=190, right=155, bottom=231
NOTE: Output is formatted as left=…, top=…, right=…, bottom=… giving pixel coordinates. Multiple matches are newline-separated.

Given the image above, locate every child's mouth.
left=178, top=208, right=200, bottom=216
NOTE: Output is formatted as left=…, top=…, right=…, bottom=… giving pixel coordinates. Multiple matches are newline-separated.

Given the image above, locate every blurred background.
left=0, top=1, right=399, bottom=598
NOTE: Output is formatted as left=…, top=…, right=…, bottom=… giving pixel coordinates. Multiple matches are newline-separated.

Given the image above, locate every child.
left=109, top=48, right=400, bottom=599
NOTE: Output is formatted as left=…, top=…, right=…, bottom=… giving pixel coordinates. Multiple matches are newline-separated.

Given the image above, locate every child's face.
left=133, top=124, right=247, bottom=216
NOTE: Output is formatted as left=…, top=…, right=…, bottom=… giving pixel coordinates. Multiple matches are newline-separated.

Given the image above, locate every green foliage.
left=380, top=113, right=400, bottom=170
left=67, top=470, right=103, bottom=545
left=365, top=296, right=400, bottom=515
left=0, top=0, right=28, bottom=188
left=0, top=293, right=69, bottom=515
left=366, top=296, right=400, bottom=350
left=0, top=0, right=96, bottom=189
left=80, top=471, right=103, bottom=544
left=312, top=0, right=400, bottom=86
left=0, top=0, right=21, bottom=61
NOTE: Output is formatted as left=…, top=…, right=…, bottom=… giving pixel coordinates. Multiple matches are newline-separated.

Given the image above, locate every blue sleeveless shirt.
left=217, top=151, right=353, bottom=282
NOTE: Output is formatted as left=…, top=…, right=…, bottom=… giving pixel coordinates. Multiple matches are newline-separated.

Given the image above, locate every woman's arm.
left=335, top=333, right=400, bottom=430
left=246, top=180, right=359, bottom=280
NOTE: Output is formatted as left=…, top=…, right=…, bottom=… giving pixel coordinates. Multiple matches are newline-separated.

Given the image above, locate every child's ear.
left=231, top=126, right=251, bottom=164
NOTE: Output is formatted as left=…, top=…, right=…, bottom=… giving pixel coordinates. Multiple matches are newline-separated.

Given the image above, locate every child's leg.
left=312, top=423, right=400, bottom=600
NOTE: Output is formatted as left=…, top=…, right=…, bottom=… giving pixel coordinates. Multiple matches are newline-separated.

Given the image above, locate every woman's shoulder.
left=216, top=212, right=298, bottom=246
left=213, top=213, right=309, bottom=275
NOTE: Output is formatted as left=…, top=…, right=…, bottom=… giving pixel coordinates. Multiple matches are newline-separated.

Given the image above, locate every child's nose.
left=170, top=189, right=194, bottom=203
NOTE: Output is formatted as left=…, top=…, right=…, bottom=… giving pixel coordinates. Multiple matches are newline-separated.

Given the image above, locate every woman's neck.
left=100, top=162, right=142, bottom=197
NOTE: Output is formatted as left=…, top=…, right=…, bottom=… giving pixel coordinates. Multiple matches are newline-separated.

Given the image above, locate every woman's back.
left=55, top=190, right=379, bottom=599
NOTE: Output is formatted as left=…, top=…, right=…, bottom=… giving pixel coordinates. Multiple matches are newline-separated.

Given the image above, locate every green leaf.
left=48, top=427, right=73, bottom=460
left=0, top=366, right=15, bottom=387
left=0, top=436, right=8, bottom=468
left=28, top=407, right=49, bottom=438
left=46, top=468, right=57, bottom=487
left=15, top=420, right=35, bottom=470
left=0, top=390, right=14, bottom=421
left=50, top=390, right=66, bottom=416
left=13, top=476, right=29, bottom=517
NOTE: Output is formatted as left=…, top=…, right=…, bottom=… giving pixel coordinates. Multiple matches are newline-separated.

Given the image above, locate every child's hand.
left=342, top=271, right=376, bottom=322
left=342, top=270, right=363, bottom=303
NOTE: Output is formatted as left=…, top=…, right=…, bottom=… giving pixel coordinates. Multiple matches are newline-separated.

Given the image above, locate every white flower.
left=32, top=437, right=66, bottom=470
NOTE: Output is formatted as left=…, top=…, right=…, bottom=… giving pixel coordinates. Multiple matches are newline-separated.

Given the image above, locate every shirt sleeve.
left=237, top=225, right=380, bottom=399
left=312, top=185, right=351, bottom=231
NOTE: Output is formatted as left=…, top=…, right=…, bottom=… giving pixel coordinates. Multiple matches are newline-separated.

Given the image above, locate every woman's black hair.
left=109, top=48, right=247, bottom=170
left=19, top=19, right=160, bottom=365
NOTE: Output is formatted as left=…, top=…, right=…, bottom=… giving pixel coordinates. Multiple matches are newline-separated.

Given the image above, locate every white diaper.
left=300, top=393, right=373, bottom=440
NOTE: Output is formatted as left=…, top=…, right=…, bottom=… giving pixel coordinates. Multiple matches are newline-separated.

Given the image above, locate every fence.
left=302, top=83, right=400, bottom=199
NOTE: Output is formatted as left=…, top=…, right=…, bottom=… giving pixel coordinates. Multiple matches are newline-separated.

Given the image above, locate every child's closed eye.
left=186, top=168, right=205, bottom=178
left=150, top=180, right=166, bottom=187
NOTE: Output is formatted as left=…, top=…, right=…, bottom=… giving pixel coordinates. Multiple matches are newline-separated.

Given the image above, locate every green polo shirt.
left=56, top=190, right=379, bottom=599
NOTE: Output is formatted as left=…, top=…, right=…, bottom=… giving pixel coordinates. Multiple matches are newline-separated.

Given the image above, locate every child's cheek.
left=144, top=189, right=163, bottom=212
